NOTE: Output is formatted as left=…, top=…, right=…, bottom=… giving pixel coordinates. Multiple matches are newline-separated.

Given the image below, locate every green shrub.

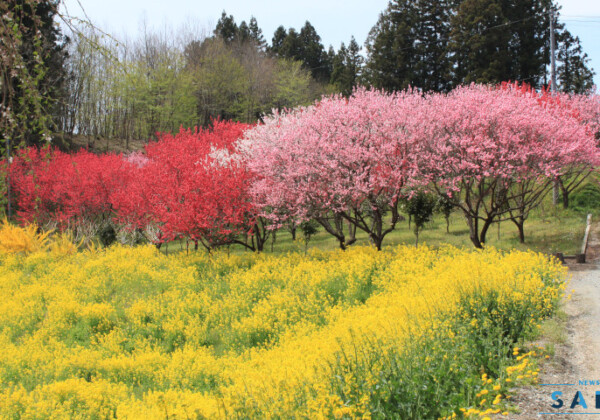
left=571, top=183, right=600, bottom=213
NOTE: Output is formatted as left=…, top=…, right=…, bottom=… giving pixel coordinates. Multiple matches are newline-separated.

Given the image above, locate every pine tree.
left=365, top=0, right=456, bottom=92
left=365, top=0, right=418, bottom=91
left=448, top=0, right=512, bottom=85
left=248, top=17, right=267, bottom=51
left=413, top=0, right=456, bottom=91
left=298, top=21, right=331, bottom=82
left=269, top=22, right=331, bottom=83
left=557, top=29, right=595, bottom=93
left=330, top=37, right=363, bottom=96
left=238, top=21, right=250, bottom=43
left=503, top=0, right=553, bottom=87
left=271, top=26, right=287, bottom=55
left=214, top=11, right=238, bottom=43
left=347, top=37, right=363, bottom=83
left=449, top=0, right=555, bottom=87
left=365, top=0, right=565, bottom=91
left=278, top=28, right=303, bottom=60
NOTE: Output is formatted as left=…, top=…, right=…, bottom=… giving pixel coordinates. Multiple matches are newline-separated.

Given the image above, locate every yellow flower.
left=0, top=238, right=566, bottom=419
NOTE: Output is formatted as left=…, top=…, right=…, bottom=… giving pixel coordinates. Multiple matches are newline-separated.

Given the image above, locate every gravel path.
left=506, top=223, right=600, bottom=419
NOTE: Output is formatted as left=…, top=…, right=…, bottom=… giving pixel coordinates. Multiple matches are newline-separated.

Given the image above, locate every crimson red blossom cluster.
left=4, top=84, right=599, bottom=250
left=7, top=120, right=256, bottom=250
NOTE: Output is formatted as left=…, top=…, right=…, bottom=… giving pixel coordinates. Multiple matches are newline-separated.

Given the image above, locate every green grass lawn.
left=161, top=198, right=590, bottom=256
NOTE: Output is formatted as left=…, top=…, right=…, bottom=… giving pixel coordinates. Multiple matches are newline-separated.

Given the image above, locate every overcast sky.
left=60, top=0, right=600, bottom=87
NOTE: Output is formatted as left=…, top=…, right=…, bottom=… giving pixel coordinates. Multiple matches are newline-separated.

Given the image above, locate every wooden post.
left=581, top=214, right=592, bottom=258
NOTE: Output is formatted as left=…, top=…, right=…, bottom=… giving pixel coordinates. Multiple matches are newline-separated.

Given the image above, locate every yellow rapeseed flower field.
left=0, top=223, right=566, bottom=419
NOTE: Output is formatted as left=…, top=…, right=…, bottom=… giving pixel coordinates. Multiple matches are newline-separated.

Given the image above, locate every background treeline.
left=56, top=18, right=324, bottom=149
left=56, top=11, right=371, bottom=150
left=1, top=0, right=596, bottom=153
left=365, top=0, right=595, bottom=93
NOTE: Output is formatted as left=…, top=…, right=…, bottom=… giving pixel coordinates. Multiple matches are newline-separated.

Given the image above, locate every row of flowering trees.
left=6, top=120, right=262, bottom=251
left=244, top=83, right=599, bottom=249
left=4, top=84, right=600, bottom=250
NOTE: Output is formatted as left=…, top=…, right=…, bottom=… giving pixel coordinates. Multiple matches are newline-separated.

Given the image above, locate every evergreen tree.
left=366, top=0, right=566, bottom=91
left=448, top=0, right=512, bottom=85
left=365, top=1, right=418, bottom=91
left=365, top=0, right=456, bottom=92
left=449, top=0, right=554, bottom=87
left=269, top=22, right=331, bottom=83
left=298, top=21, right=331, bottom=82
left=503, top=0, right=553, bottom=87
left=413, top=0, right=456, bottom=91
left=214, top=11, right=238, bottom=43
left=330, top=37, right=363, bottom=96
left=347, top=37, right=363, bottom=79
left=279, top=28, right=303, bottom=60
left=557, top=29, right=595, bottom=93
left=238, top=21, right=251, bottom=43
left=248, top=17, right=267, bottom=50
left=271, top=26, right=287, bottom=55
left=330, top=44, right=348, bottom=92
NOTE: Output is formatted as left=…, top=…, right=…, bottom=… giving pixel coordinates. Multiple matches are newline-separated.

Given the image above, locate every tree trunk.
left=415, top=227, right=419, bottom=247
left=257, top=238, right=264, bottom=252
left=271, top=230, right=276, bottom=252
left=556, top=178, right=569, bottom=209
left=510, top=218, right=526, bottom=244
left=317, top=217, right=347, bottom=250
left=446, top=216, right=450, bottom=234
left=478, top=217, right=494, bottom=246
left=253, top=220, right=269, bottom=253
left=371, top=235, right=383, bottom=251
left=347, top=219, right=356, bottom=245
left=466, top=214, right=483, bottom=249
left=517, top=222, right=525, bottom=243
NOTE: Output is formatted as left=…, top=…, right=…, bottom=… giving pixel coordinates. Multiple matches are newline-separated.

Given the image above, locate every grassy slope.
left=163, top=199, right=589, bottom=256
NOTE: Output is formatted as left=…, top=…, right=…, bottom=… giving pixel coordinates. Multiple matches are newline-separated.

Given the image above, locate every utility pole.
left=550, top=7, right=560, bottom=205
left=550, top=8, right=557, bottom=92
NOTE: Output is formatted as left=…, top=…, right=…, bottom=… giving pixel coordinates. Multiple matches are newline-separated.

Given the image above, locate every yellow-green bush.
left=0, top=219, right=50, bottom=254
left=0, top=225, right=566, bottom=419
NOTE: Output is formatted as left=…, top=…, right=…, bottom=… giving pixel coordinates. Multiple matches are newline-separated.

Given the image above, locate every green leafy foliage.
left=1, top=0, right=68, bottom=148
left=406, top=192, right=437, bottom=245
left=570, top=183, right=600, bottom=214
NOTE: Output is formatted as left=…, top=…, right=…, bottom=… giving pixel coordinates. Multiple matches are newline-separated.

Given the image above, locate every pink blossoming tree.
left=415, top=84, right=599, bottom=248
left=242, top=88, right=424, bottom=250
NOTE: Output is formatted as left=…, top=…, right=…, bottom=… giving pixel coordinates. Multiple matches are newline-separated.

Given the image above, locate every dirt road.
left=508, top=225, right=600, bottom=419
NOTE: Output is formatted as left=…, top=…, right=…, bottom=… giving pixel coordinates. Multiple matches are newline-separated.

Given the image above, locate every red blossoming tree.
left=112, top=120, right=257, bottom=250
left=9, top=147, right=128, bottom=237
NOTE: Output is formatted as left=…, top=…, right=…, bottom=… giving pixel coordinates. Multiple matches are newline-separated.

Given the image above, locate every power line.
left=369, top=10, right=598, bottom=57
left=377, top=15, right=541, bottom=54
left=561, top=15, right=600, bottom=19
left=561, top=18, right=600, bottom=23
left=560, top=21, right=600, bottom=26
